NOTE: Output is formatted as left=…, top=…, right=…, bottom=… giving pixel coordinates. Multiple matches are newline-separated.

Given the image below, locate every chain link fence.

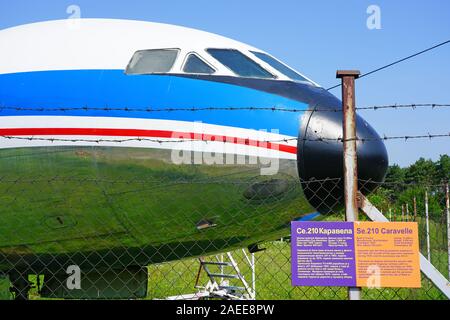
left=0, top=146, right=447, bottom=300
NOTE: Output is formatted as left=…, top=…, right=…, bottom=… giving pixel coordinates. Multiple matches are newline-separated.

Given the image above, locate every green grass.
left=0, top=237, right=448, bottom=300
left=0, top=277, right=10, bottom=300
left=146, top=239, right=447, bottom=300
left=144, top=213, right=449, bottom=300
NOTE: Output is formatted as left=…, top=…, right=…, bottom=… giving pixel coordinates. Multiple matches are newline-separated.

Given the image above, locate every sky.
left=0, top=0, right=449, bottom=167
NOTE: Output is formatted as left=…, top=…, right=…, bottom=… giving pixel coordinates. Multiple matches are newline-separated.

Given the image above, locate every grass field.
left=146, top=236, right=448, bottom=300
left=1, top=240, right=446, bottom=300
left=0, top=215, right=447, bottom=300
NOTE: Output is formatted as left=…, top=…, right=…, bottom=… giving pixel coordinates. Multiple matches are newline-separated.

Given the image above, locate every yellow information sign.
left=354, top=222, right=421, bottom=288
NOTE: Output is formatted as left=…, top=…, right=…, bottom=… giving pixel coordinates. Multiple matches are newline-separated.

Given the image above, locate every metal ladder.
left=194, top=250, right=255, bottom=300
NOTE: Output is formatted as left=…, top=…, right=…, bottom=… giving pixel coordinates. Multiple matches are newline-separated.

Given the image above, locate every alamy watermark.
left=367, top=5, right=382, bottom=30
left=366, top=264, right=381, bottom=288
left=66, top=4, right=81, bottom=30
left=170, top=123, right=282, bottom=176
left=66, top=265, right=81, bottom=290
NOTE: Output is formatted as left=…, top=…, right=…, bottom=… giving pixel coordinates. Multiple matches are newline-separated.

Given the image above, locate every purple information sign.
left=291, top=221, right=356, bottom=286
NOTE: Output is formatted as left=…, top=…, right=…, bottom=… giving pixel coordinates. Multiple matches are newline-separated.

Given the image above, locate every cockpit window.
left=251, top=51, right=310, bottom=83
left=183, top=53, right=216, bottom=74
left=126, top=49, right=179, bottom=75
left=206, top=49, right=275, bottom=79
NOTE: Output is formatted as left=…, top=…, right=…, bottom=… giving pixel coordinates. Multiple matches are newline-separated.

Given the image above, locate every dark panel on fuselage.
left=174, top=74, right=342, bottom=108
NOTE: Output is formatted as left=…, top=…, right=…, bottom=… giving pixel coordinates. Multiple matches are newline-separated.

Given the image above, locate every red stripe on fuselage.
left=0, top=128, right=297, bottom=154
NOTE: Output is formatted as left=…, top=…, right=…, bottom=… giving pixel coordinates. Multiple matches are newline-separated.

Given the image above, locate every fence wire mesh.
left=0, top=145, right=447, bottom=300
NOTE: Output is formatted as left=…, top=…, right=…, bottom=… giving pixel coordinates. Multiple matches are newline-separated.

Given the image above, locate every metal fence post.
left=445, top=182, right=449, bottom=280
left=425, top=190, right=431, bottom=261
left=337, top=70, right=360, bottom=300
left=251, top=252, right=256, bottom=298
left=413, top=197, right=417, bottom=222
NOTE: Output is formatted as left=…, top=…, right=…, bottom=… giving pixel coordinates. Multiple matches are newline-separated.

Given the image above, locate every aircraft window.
left=126, top=49, right=179, bottom=74
left=183, top=54, right=216, bottom=74
left=206, top=49, right=275, bottom=79
left=251, top=51, right=310, bottom=83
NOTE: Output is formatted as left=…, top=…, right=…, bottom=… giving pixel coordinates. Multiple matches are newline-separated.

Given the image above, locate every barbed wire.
left=355, top=103, right=450, bottom=111
left=1, top=132, right=449, bottom=144
left=0, top=104, right=449, bottom=114
left=0, top=135, right=298, bottom=144
left=358, top=178, right=449, bottom=188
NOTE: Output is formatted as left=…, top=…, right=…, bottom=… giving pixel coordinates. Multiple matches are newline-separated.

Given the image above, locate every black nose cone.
left=297, top=103, right=388, bottom=214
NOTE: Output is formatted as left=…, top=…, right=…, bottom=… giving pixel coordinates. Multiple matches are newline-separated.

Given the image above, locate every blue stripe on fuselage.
left=296, top=212, right=321, bottom=221
left=0, top=70, right=309, bottom=136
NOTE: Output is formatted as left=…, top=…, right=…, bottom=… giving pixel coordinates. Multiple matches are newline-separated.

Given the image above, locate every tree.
left=383, top=164, right=406, bottom=199
left=436, top=154, right=450, bottom=183
left=368, top=187, right=393, bottom=213
left=368, top=156, right=448, bottom=218
left=404, top=158, right=437, bottom=185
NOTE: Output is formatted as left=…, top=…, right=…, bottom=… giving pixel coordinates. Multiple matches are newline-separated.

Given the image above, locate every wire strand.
left=326, top=39, right=450, bottom=90
left=1, top=103, right=449, bottom=113
left=1, top=132, right=449, bottom=144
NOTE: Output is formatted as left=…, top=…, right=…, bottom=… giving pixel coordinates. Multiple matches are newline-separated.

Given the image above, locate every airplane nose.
left=297, top=104, right=388, bottom=214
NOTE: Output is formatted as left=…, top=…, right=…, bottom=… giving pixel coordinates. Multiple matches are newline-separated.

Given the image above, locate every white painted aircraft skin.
left=0, top=18, right=317, bottom=85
